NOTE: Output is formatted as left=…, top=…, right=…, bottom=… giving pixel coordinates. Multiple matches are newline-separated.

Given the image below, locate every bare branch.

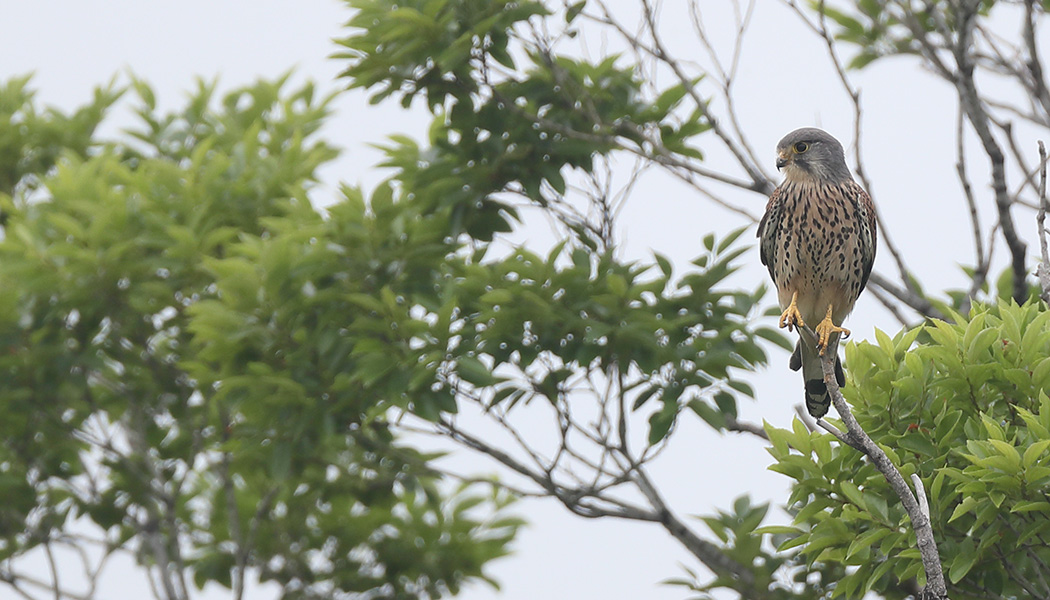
left=688, top=0, right=767, bottom=174
left=1037, top=140, right=1050, bottom=303
left=125, top=404, right=187, bottom=600
left=0, top=571, right=39, bottom=600
left=793, top=404, right=819, bottom=431
left=887, top=0, right=955, bottom=80
left=587, top=0, right=773, bottom=195
left=435, top=416, right=656, bottom=521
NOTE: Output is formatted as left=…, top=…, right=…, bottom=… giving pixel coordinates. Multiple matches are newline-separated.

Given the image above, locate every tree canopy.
left=2, top=1, right=1050, bottom=600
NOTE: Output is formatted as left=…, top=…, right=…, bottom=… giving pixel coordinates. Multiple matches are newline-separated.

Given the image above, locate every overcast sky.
left=2, top=1, right=1044, bottom=599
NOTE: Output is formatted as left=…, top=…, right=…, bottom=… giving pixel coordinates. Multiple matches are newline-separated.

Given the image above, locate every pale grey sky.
left=1, top=1, right=1040, bottom=599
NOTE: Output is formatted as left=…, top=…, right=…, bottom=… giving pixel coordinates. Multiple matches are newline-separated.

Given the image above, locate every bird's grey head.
left=775, top=127, right=851, bottom=183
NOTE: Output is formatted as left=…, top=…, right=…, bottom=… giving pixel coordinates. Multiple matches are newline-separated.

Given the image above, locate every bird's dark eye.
left=794, top=142, right=809, bottom=153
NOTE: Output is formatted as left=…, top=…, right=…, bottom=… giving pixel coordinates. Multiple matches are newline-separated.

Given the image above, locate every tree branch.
left=1022, top=0, right=1050, bottom=125
left=953, top=0, right=1027, bottom=304
left=817, top=336, right=949, bottom=600
left=0, top=568, right=90, bottom=600
left=1037, top=140, right=1050, bottom=303
left=435, top=417, right=656, bottom=521
left=868, top=272, right=944, bottom=321
left=632, top=467, right=769, bottom=598
left=957, top=107, right=990, bottom=315
left=725, top=415, right=769, bottom=440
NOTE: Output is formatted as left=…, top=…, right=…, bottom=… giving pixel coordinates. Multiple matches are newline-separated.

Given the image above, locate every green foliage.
left=324, top=0, right=767, bottom=445
left=766, top=301, right=1050, bottom=598
left=0, top=76, right=518, bottom=599
left=0, top=74, right=119, bottom=195
left=420, top=227, right=771, bottom=444
left=195, top=188, right=770, bottom=453
left=811, top=0, right=997, bottom=69
left=336, top=0, right=709, bottom=239
left=0, top=4, right=790, bottom=599
left=666, top=497, right=795, bottom=600
left=338, top=0, right=549, bottom=107
left=942, top=265, right=1044, bottom=313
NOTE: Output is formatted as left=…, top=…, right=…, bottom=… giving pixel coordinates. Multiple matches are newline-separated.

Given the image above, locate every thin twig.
left=43, top=541, right=60, bottom=600
left=815, top=417, right=849, bottom=445
left=793, top=404, right=819, bottom=432
left=957, top=107, right=989, bottom=315
left=866, top=282, right=914, bottom=329
left=725, top=415, right=769, bottom=440
left=0, top=568, right=90, bottom=600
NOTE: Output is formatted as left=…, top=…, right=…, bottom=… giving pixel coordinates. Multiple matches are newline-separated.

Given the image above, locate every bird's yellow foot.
left=776, top=292, right=806, bottom=334
left=814, top=305, right=850, bottom=356
left=778, top=291, right=805, bottom=332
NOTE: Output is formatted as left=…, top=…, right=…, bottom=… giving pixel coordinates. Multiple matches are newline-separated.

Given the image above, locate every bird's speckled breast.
left=767, top=180, right=872, bottom=325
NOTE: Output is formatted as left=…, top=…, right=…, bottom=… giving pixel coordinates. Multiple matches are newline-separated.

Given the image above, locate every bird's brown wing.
left=842, top=180, right=878, bottom=293
left=757, top=184, right=785, bottom=282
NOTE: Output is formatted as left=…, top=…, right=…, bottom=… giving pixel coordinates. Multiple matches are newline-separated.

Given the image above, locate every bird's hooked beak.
left=776, top=150, right=790, bottom=171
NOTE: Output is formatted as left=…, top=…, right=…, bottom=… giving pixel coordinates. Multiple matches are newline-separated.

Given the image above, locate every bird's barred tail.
left=789, top=340, right=844, bottom=418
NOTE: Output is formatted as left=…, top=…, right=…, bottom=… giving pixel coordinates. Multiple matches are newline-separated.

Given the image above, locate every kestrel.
left=757, top=128, right=877, bottom=418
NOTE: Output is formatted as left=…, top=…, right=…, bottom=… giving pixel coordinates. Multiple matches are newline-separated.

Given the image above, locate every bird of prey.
left=757, top=128, right=877, bottom=418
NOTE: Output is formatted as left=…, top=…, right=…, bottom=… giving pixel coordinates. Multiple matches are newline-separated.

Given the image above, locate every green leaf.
left=713, top=391, right=736, bottom=418
left=649, top=401, right=679, bottom=444
left=754, top=524, right=802, bottom=535
left=948, top=538, right=978, bottom=583
left=1022, top=439, right=1050, bottom=468
left=566, top=1, right=586, bottom=23
left=654, top=252, right=673, bottom=278
left=838, top=480, right=867, bottom=510
left=1011, top=501, right=1050, bottom=513
left=898, top=434, right=938, bottom=457
left=688, top=398, right=725, bottom=431
left=457, top=356, right=499, bottom=387
left=846, top=527, right=890, bottom=559
left=653, top=82, right=688, bottom=114
left=755, top=326, right=793, bottom=351
left=948, top=496, right=978, bottom=523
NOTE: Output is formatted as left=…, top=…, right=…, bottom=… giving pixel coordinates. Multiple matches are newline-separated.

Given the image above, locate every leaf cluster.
left=336, top=0, right=709, bottom=240
left=765, top=301, right=1050, bottom=599
left=812, top=0, right=999, bottom=69
left=0, top=75, right=517, bottom=599
left=0, top=74, right=119, bottom=196
left=422, top=228, right=773, bottom=444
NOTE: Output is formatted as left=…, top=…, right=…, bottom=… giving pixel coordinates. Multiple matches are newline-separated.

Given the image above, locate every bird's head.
left=775, top=127, right=851, bottom=183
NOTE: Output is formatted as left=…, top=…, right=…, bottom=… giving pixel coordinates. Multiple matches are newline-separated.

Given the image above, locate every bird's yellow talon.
left=778, top=291, right=805, bottom=332
left=814, top=305, right=849, bottom=356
